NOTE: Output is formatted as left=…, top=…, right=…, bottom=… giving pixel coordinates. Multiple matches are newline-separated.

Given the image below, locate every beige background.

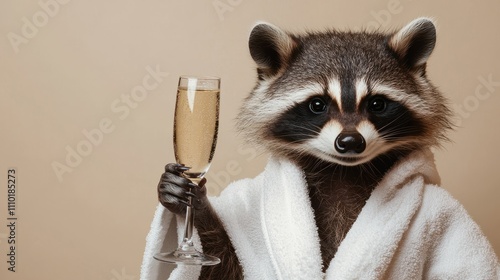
left=1, top=0, right=499, bottom=279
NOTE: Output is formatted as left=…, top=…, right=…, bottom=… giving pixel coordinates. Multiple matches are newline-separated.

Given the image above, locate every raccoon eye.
left=368, top=97, right=387, bottom=113
left=309, top=98, right=327, bottom=114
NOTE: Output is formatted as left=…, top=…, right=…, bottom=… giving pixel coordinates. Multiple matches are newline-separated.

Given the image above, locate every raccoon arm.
left=194, top=202, right=244, bottom=279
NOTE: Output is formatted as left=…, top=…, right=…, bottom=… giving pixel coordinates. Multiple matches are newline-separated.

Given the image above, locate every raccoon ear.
left=388, top=18, right=436, bottom=70
left=249, top=22, right=296, bottom=79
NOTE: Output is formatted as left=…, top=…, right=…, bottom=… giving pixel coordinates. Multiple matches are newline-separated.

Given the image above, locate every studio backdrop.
left=1, top=0, right=499, bottom=279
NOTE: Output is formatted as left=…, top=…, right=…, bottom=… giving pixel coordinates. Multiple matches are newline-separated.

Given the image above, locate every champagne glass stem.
left=171, top=179, right=207, bottom=258
left=183, top=197, right=194, bottom=242
left=180, top=191, right=195, bottom=247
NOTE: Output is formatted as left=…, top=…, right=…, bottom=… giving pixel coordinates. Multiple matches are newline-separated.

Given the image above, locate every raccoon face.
left=238, top=18, right=451, bottom=166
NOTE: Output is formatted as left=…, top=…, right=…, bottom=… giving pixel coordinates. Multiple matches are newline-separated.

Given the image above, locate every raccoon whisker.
left=276, top=142, right=314, bottom=159
left=278, top=134, right=320, bottom=140
left=282, top=123, right=324, bottom=135
left=387, top=141, right=425, bottom=153
left=315, top=160, right=337, bottom=178
left=380, top=135, right=423, bottom=144
left=359, top=163, right=381, bottom=182
left=376, top=111, right=411, bottom=133
left=274, top=124, right=324, bottom=139
left=380, top=133, right=416, bottom=141
left=377, top=137, right=415, bottom=146
left=381, top=126, right=420, bottom=133
left=378, top=127, right=423, bottom=140
left=275, top=138, right=308, bottom=146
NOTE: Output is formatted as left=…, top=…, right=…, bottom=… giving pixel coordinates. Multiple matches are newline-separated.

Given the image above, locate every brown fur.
left=194, top=204, right=244, bottom=279
left=295, top=151, right=406, bottom=270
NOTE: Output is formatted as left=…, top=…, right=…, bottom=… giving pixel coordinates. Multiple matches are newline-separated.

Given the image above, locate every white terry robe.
left=141, top=149, right=500, bottom=279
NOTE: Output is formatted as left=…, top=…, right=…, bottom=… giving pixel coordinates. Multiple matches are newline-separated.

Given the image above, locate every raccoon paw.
left=157, top=163, right=208, bottom=215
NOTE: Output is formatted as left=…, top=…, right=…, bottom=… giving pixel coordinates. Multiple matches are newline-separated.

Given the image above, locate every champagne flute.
left=154, top=76, right=221, bottom=265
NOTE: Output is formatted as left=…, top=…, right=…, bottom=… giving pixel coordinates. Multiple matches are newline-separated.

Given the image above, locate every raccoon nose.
left=335, top=132, right=366, bottom=154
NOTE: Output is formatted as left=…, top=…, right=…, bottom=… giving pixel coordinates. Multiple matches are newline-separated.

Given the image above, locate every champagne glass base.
left=154, top=250, right=221, bottom=266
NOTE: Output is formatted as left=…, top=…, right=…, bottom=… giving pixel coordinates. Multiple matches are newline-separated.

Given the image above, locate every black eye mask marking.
left=270, top=96, right=331, bottom=143
left=362, top=95, right=425, bottom=140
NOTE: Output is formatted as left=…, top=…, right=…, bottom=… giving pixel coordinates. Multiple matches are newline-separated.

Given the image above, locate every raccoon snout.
left=335, top=132, right=366, bottom=154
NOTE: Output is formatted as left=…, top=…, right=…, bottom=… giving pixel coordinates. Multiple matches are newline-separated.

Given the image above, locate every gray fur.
left=238, top=18, right=451, bottom=160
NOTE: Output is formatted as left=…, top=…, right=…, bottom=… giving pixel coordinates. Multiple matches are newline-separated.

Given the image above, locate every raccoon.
left=158, top=17, right=452, bottom=279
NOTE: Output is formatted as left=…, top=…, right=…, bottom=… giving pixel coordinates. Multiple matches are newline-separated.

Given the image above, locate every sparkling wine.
left=154, top=76, right=221, bottom=266
left=173, top=88, right=220, bottom=178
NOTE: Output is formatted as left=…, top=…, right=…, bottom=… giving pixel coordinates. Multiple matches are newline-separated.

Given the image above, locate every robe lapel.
left=326, top=150, right=438, bottom=279
left=260, top=159, right=324, bottom=279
